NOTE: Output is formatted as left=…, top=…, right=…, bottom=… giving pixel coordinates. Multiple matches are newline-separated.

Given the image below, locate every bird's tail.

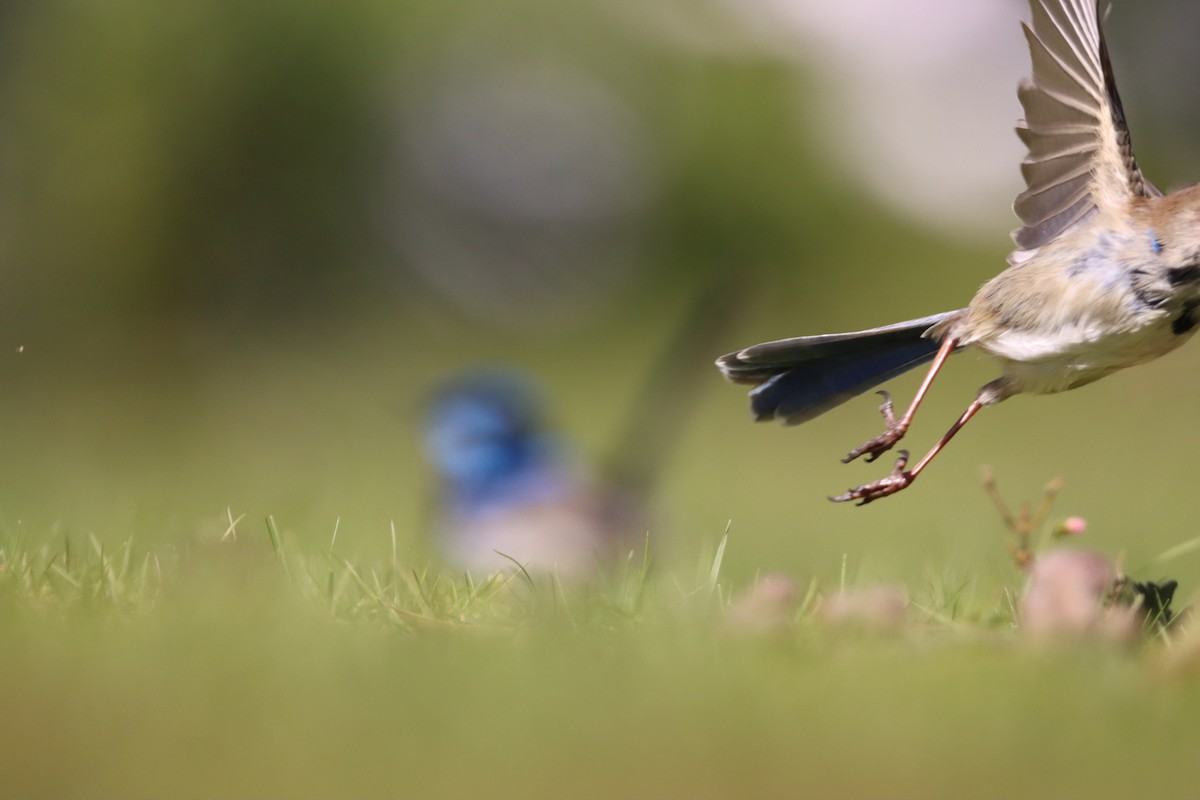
left=716, top=310, right=963, bottom=425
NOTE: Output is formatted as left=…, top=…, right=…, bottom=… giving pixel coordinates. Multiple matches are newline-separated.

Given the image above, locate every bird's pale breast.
left=957, top=219, right=1191, bottom=399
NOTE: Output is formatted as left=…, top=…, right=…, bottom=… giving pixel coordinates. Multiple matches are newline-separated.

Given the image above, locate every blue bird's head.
left=423, top=371, right=557, bottom=509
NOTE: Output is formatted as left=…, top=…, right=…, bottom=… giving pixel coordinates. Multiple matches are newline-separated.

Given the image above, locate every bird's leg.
left=842, top=336, right=958, bottom=463
left=832, top=399, right=983, bottom=505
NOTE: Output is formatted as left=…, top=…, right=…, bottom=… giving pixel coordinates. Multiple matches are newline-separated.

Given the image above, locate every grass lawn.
left=2, top=511, right=1199, bottom=800
left=2, top=308, right=1200, bottom=799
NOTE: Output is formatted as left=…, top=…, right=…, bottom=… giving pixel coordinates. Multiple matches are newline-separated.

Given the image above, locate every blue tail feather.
left=716, top=310, right=961, bottom=425
left=749, top=338, right=942, bottom=425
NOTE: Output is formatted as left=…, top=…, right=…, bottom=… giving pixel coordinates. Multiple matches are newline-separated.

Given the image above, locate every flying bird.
left=718, top=0, right=1200, bottom=504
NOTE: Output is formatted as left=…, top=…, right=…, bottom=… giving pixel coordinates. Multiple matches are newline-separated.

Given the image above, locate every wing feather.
left=1010, top=0, right=1157, bottom=263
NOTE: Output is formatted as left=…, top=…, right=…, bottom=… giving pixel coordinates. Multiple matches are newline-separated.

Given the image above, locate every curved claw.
left=843, top=428, right=903, bottom=464
left=875, top=390, right=896, bottom=425
left=830, top=451, right=914, bottom=505
left=842, top=393, right=906, bottom=463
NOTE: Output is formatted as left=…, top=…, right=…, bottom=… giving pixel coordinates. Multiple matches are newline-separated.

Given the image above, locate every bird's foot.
left=842, top=391, right=906, bottom=463
left=830, top=451, right=914, bottom=506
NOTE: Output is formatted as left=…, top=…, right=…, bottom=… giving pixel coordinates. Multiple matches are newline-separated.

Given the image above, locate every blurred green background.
left=3, top=1, right=1200, bottom=795
left=2, top=0, right=1198, bottom=583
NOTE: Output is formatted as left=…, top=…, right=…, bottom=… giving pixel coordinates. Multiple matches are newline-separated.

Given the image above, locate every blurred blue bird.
left=424, top=272, right=741, bottom=574
left=423, top=370, right=636, bottom=577
left=719, top=0, right=1200, bottom=504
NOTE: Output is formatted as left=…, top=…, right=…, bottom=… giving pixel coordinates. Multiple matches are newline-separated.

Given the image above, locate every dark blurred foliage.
left=1107, top=0, right=1200, bottom=187
left=0, top=1, right=393, bottom=336
left=2, top=0, right=1199, bottom=349
left=0, top=0, right=860, bottom=349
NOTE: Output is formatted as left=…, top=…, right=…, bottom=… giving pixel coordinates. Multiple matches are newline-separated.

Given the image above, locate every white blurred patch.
left=641, top=0, right=1029, bottom=238
left=730, top=0, right=1027, bottom=235
left=388, top=59, right=656, bottom=327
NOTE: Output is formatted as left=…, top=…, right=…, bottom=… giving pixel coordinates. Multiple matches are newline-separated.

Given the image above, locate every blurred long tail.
left=716, top=310, right=963, bottom=425
left=605, top=273, right=747, bottom=491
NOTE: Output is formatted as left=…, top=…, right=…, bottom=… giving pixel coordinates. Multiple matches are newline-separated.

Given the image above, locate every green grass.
left=2, top=513, right=1199, bottom=800
left=2, top=295, right=1200, bottom=799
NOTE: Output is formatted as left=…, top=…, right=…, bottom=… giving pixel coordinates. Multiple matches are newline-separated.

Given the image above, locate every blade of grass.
left=706, top=521, right=731, bottom=602
left=265, top=515, right=290, bottom=578
left=1135, top=534, right=1200, bottom=572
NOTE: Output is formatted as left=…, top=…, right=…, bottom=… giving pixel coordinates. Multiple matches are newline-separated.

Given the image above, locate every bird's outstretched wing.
left=1011, top=0, right=1159, bottom=262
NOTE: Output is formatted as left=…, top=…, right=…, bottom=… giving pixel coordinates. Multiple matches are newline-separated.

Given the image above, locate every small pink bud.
left=1053, top=516, right=1087, bottom=538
